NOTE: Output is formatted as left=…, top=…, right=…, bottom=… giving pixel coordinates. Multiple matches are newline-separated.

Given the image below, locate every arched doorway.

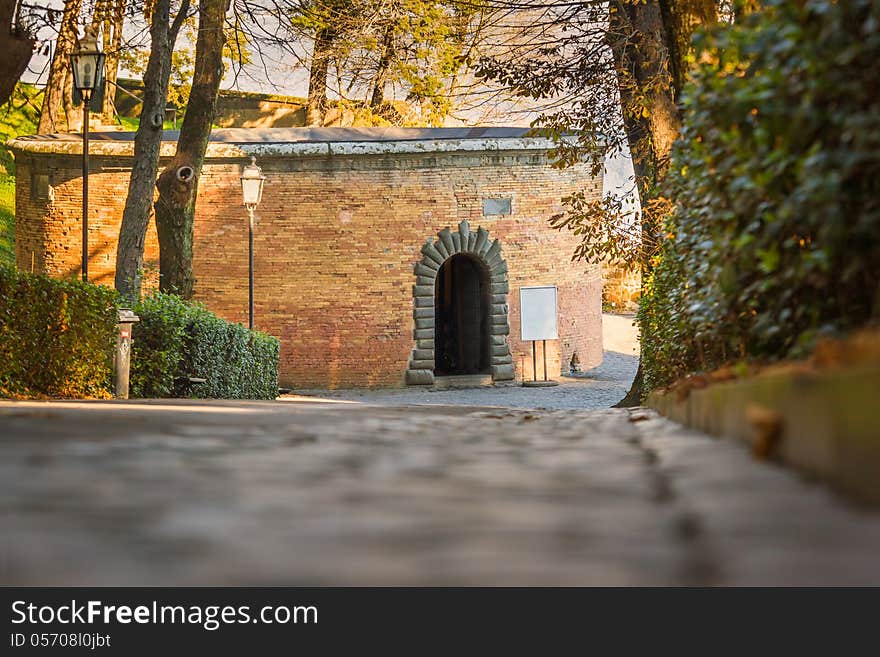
left=434, top=254, right=490, bottom=376
left=405, top=221, right=514, bottom=386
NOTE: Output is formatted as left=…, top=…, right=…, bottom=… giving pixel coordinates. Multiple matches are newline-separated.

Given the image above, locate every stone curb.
left=648, top=365, right=880, bottom=505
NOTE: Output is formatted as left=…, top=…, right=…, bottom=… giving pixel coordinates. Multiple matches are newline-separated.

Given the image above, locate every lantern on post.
left=240, top=156, right=265, bottom=330
left=69, top=27, right=105, bottom=283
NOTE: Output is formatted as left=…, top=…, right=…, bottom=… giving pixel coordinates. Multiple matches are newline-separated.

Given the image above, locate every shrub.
left=0, top=267, right=118, bottom=398
left=640, top=0, right=880, bottom=392
left=128, top=292, right=191, bottom=397
left=131, top=293, right=279, bottom=399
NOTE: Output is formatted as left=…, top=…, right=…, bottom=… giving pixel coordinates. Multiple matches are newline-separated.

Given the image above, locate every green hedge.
left=0, top=269, right=279, bottom=400
left=131, top=292, right=279, bottom=399
left=0, top=266, right=118, bottom=398
left=639, top=0, right=880, bottom=392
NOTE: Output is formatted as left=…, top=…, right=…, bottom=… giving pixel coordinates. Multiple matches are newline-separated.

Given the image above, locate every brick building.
left=10, top=127, right=603, bottom=388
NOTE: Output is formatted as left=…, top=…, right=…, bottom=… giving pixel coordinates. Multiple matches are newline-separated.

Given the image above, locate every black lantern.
left=69, top=28, right=105, bottom=102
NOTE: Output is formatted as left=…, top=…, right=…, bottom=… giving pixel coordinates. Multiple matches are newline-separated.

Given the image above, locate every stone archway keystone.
left=406, top=220, right=514, bottom=386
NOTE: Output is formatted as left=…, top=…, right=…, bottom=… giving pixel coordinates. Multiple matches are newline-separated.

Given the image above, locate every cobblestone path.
left=295, top=313, right=640, bottom=411
left=293, top=351, right=637, bottom=411
left=2, top=399, right=878, bottom=585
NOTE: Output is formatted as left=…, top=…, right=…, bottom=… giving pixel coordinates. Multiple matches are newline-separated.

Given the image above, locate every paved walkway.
left=294, top=313, right=640, bottom=410
left=294, top=350, right=637, bottom=410
left=2, top=399, right=878, bottom=585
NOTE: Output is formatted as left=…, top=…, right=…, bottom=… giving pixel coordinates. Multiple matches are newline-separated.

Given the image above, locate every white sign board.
left=520, top=286, right=558, bottom=341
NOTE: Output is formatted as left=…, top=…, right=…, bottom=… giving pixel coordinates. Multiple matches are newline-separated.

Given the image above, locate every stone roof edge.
left=6, top=135, right=560, bottom=159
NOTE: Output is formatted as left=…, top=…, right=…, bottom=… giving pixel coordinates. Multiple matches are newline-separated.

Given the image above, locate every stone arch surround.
left=406, top=220, right=514, bottom=385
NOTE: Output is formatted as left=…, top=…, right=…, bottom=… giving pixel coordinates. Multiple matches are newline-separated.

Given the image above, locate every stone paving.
left=295, top=350, right=638, bottom=410
left=2, top=398, right=879, bottom=586
left=293, top=313, right=640, bottom=410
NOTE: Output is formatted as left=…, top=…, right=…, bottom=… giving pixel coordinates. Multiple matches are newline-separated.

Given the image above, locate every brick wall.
left=15, top=153, right=161, bottom=289
left=603, top=263, right=641, bottom=311
left=14, top=146, right=602, bottom=388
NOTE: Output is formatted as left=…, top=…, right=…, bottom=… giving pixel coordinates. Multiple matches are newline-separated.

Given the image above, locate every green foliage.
left=0, top=83, right=42, bottom=267
left=0, top=267, right=118, bottom=398
left=390, top=0, right=475, bottom=125
left=131, top=293, right=279, bottom=399
left=640, top=0, right=880, bottom=392
left=292, top=0, right=489, bottom=126
left=0, top=177, right=15, bottom=268
left=119, top=16, right=251, bottom=111
left=0, top=273, right=277, bottom=400
left=128, top=292, right=190, bottom=397
left=0, top=83, right=41, bottom=176
left=116, top=116, right=179, bottom=131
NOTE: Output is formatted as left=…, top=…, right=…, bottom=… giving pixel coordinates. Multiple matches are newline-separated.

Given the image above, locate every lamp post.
left=240, top=156, right=265, bottom=330
left=69, top=29, right=105, bottom=283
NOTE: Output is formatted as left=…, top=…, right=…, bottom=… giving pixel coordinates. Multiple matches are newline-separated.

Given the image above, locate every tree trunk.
left=306, top=27, right=334, bottom=126
left=101, top=0, right=125, bottom=119
left=370, top=23, right=395, bottom=109
left=37, top=0, right=82, bottom=133
left=87, top=0, right=106, bottom=124
left=660, top=1, right=717, bottom=104
left=155, top=0, right=230, bottom=298
left=0, top=0, right=36, bottom=107
left=609, top=0, right=715, bottom=406
left=114, top=0, right=190, bottom=300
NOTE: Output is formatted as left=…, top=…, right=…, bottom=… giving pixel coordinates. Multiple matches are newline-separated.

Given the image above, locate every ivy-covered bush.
left=0, top=266, right=118, bottom=398
left=640, top=0, right=880, bottom=392
left=131, top=292, right=279, bottom=399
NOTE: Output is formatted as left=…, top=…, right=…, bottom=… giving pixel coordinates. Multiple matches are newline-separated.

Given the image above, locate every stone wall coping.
left=7, top=127, right=569, bottom=160
left=648, top=365, right=880, bottom=505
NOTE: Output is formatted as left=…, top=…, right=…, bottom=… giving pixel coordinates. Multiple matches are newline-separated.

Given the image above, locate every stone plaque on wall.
left=482, top=197, right=512, bottom=216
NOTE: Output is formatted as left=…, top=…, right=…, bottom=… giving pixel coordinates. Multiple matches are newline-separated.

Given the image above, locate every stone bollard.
left=114, top=308, right=140, bottom=399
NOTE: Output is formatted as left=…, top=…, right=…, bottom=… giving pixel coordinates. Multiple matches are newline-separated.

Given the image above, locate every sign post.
left=519, top=285, right=559, bottom=387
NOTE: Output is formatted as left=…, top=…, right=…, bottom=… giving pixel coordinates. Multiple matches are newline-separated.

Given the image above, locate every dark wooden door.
left=434, top=255, right=489, bottom=376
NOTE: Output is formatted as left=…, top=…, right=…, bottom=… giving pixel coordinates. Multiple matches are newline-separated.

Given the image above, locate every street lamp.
left=69, top=28, right=105, bottom=283
left=240, top=156, right=265, bottom=330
